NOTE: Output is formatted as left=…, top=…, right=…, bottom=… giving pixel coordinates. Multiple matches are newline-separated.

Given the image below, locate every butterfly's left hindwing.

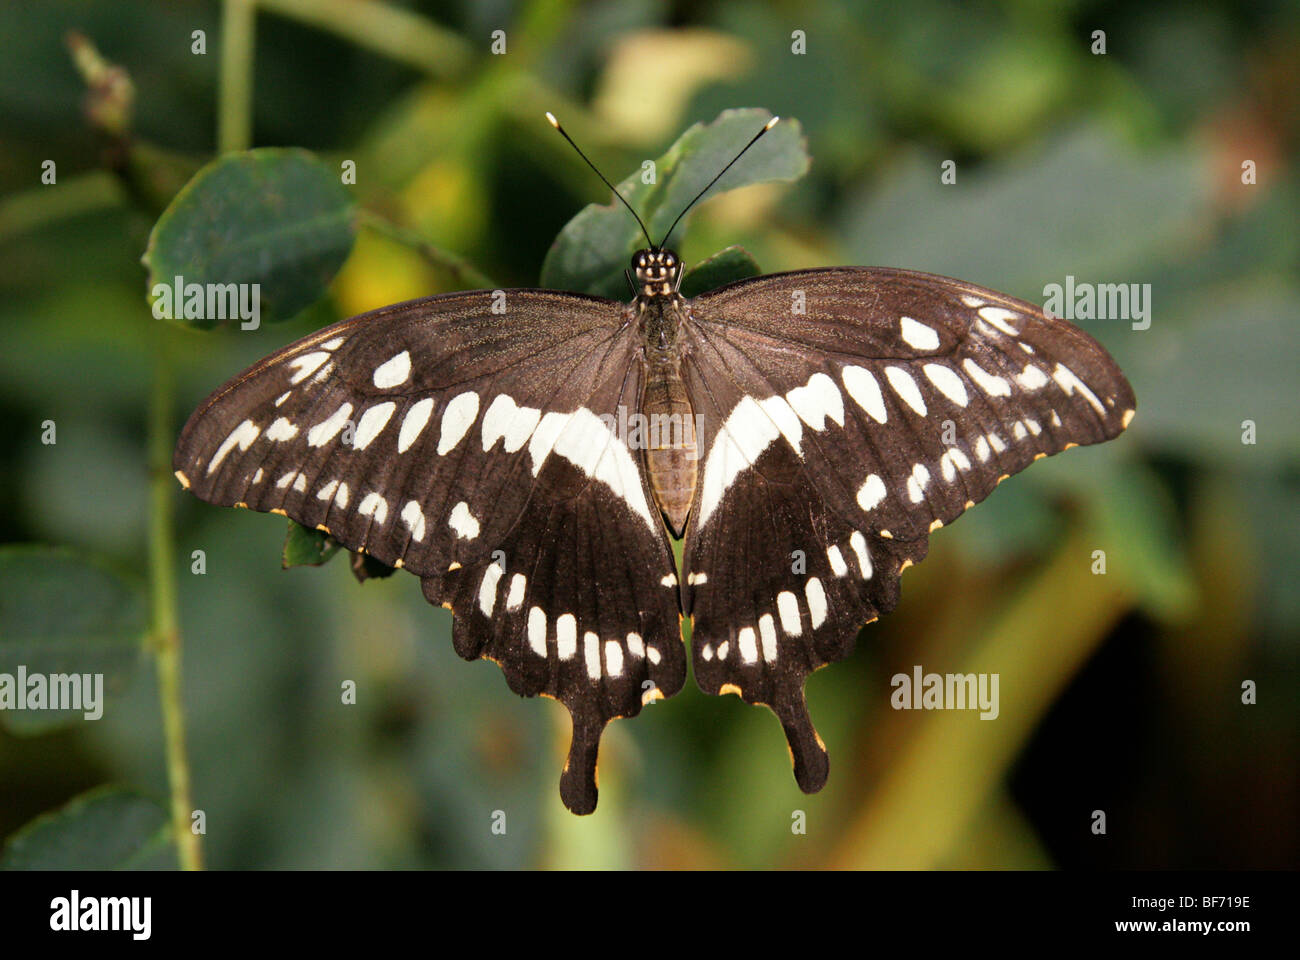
left=680, top=267, right=1135, bottom=785
left=174, top=290, right=686, bottom=814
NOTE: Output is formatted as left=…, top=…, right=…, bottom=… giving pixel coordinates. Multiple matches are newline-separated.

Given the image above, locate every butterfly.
left=173, top=115, right=1135, bottom=814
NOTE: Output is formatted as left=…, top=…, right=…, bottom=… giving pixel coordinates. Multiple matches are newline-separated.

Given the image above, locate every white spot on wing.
left=856, top=473, right=887, bottom=512
left=885, top=366, right=927, bottom=416
left=307, top=403, right=353, bottom=447
left=321, top=337, right=345, bottom=351
left=1052, top=363, right=1106, bottom=415
left=977, top=306, right=1020, bottom=335
left=697, top=396, right=780, bottom=529
left=759, top=614, right=778, bottom=662
left=482, top=394, right=542, bottom=453
left=849, top=531, right=872, bottom=578
left=556, top=614, right=577, bottom=660
left=940, top=447, right=972, bottom=482
left=786, top=372, right=845, bottom=430
left=447, top=501, right=480, bottom=539
left=584, top=632, right=601, bottom=680
left=842, top=365, right=887, bottom=424
left=1016, top=364, right=1050, bottom=390
left=527, top=606, right=546, bottom=656
left=626, top=633, right=644, bottom=658
left=827, top=546, right=848, bottom=577
left=507, top=574, right=526, bottom=611
left=963, top=359, right=1012, bottom=397
left=477, top=563, right=502, bottom=617
left=437, top=392, right=480, bottom=455
left=757, top=395, right=804, bottom=456
left=266, top=417, right=298, bottom=442
left=398, top=397, right=434, bottom=453
left=923, top=364, right=968, bottom=407
left=401, top=500, right=427, bottom=542
left=528, top=408, right=657, bottom=530
left=288, top=352, right=330, bottom=384
left=900, top=316, right=940, bottom=351
left=208, top=420, right=260, bottom=474
left=604, top=640, right=623, bottom=677
left=975, top=436, right=991, bottom=462
left=906, top=463, right=931, bottom=503
left=358, top=492, right=389, bottom=523
left=373, top=350, right=411, bottom=389
left=777, top=591, right=802, bottom=635
left=334, top=482, right=349, bottom=509
left=738, top=627, right=758, bottom=664
left=805, top=577, right=827, bottom=629
left=352, top=402, right=396, bottom=451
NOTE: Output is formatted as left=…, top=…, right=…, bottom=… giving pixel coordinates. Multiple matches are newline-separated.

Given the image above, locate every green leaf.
left=541, top=109, right=808, bottom=298
left=679, top=245, right=762, bottom=298
left=143, top=148, right=356, bottom=329
left=1, top=786, right=176, bottom=869
left=0, top=546, right=147, bottom=735
left=840, top=123, right=1212, bottom=295
left=282, top=520, right=341, bottom=569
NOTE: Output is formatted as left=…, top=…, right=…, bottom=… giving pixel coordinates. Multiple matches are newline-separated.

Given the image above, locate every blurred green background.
left=1, top=0, right=1296, bottom=869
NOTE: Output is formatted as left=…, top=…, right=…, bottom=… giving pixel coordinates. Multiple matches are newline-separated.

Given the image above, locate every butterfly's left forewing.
left=174, top=289, right=686, bottom=814
left=680, top=267, right=1135, bottom=788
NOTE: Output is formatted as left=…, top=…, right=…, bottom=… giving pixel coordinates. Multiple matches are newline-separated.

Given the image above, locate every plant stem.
left=219, top=0, right=256, bottom=152
left=357, top=208, right=497, bottom=289
left=148, top=337, right=203, bottom=871
left=256, top=0, right=471, bottom=80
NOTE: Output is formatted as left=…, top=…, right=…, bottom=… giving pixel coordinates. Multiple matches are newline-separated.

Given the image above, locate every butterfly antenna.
left=547, top=112, right=654, bottom=250
left=658, top=116, right=779, bottom=250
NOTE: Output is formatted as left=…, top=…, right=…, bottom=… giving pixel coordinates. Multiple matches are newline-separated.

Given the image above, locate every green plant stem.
left=148, top=339, right=202, bottom=871
left=0, top=172, right=124, bottom=243
left=358, top=209, right=496, bottom=289
left=256, top=0, right=471, bottom=80
left=219, top=0, right=256, bottom=152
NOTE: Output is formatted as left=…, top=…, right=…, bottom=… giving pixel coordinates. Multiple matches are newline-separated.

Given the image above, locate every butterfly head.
left=633, top=249, right=682, bottom=298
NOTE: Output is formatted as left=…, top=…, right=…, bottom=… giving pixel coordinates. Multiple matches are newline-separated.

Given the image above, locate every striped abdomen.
left=642, top=363, right=697, bottom=537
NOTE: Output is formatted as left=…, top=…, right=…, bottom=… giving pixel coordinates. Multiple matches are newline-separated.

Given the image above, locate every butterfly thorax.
left=632, top=249, right=697, bottom=536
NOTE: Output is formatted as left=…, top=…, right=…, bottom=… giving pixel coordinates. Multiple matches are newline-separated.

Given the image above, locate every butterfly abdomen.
left=641, top=359, right=697, bottom=537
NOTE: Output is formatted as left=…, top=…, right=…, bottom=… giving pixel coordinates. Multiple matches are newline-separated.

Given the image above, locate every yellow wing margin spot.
left=718, top=683, right=743, bottom=698
left=174, top=470, right=190, bottom=489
